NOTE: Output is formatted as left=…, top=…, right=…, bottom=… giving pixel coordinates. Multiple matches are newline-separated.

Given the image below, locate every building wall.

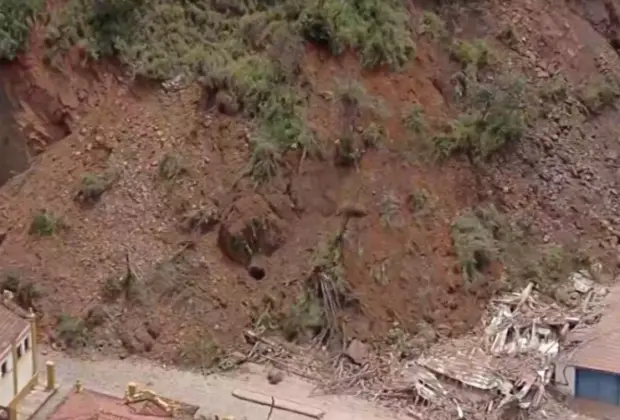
left=0, top=347, right=14, bottom=408
left=554, top=361, right=576, bottom=396
left=15, top=327, right=33, bottom=393
left=0, top=323, right=36, bottom=409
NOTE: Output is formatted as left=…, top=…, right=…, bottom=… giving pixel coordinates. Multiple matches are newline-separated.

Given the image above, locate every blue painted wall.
left=576, top=368, right=620, bottom=405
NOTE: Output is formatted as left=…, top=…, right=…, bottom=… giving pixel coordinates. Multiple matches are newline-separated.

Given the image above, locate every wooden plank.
left=231, top=389, right=325, bottom=419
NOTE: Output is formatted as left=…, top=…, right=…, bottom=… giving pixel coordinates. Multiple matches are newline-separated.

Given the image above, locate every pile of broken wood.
left=233, top=269, right=608, bottom=420
left=317, top=270, right=608, bottom=419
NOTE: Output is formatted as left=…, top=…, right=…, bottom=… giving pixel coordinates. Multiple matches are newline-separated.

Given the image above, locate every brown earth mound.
left=1, top=0, right=620, bottom=369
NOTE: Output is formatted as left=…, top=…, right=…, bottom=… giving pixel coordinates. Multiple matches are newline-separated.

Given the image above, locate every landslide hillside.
left=1, top=0, right=620, bottom=368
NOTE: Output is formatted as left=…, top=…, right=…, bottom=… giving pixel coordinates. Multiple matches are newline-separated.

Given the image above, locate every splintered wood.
left=243, top=330, right=326, bottom=382
left=241, top=269, right=606, bottom=420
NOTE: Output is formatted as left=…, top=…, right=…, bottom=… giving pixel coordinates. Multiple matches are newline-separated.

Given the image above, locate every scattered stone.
left=267, top=369, right=284, bottom=385
left=145, top=319, right=162, bottom=339
left=85, top=305, right=107, bottom=328
left=118, top=328, right=140, bottom=354
left=134, top=328, right=154, bottom=352
left=345, top=338, right=369, bottom=365
left=179, top=205, right=220, bottom=234
left=215, top=91, right=240, bottom=116
left=337, top=202, right=368, bottom=218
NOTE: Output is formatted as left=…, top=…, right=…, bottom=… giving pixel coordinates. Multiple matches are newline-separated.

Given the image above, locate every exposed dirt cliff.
left=0, top=0, right=619, bottom=374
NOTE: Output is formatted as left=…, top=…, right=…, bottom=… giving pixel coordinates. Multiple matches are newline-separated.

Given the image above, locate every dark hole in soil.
left=248, top=266, right=266, bottom=280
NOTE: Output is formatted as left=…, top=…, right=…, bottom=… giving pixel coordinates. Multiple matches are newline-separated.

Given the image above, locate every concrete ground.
left=32, top=351, right=401, bottom=420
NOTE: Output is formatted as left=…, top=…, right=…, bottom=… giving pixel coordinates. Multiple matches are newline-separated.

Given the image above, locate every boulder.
left=218, top=193, right=287, bottom=266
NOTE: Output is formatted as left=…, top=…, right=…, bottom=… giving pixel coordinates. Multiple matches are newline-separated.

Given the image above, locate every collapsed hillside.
left=0, top=0, right=620, bottom=372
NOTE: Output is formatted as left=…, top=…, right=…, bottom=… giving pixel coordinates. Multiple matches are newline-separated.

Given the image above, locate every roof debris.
left=242, top=269, right=608, bottom=419
left=330, top=270, right=604, bottom=419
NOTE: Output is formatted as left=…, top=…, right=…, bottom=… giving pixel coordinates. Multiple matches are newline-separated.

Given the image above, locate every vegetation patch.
left=46, top=0, right=412, bottom=185
left=450, top=39, right=491, bottom=71
left=451, top=207, right=500, bottom=284
left=403, top=104, right=428, bottom=137
left=300, top=0, right=415, bottom=69
left=284, top=220, right=358, bottom=346
left=333, top=79, right=387, bottom=167
left=0, top=0, right=42, bottom=60
left=451, top=204, right=587, bottom=296
left=76, top=170, right=119, bottom=205
left=431, top=77, right=528, bottom=161
left=378, top=192, right=401, bottom=228
left=57, top=313, right=88, bottom=348
left=577, top=75, right=620, bottom=115
left=29, top=210, right=61, bottom=236
left=418, top=11, right=447, bottom=42
left=0, top=271, right=41, bottom=310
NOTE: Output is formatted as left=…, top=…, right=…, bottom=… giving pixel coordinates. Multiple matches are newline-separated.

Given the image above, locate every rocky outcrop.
left=0, top=83, right=30, bottom=186
left=217, top=193, right=288, bottom=268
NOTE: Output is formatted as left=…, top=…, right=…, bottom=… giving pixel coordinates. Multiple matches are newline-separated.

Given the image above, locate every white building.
left=0, top=290, right=38, bottom=419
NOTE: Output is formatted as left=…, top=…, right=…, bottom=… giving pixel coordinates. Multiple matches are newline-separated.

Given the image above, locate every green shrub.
left=48, top=0, right=415, bottom=76
left=0, top=0, right=42, bottom=59
left=431, top=77, right=528, bottom=160
left=57, top=313, right=87, bottom=348
left=45, top=0, right=140, bottom=60
left=29, top=210, right=60, bottom=236
left=450, top=39, right=491, bottom=71
left=418, top=11, right=447, bottom=42
left=578, top=75, right=620, bottom=114
left=300, top=0, right=415, bottom=69
left=451, top=209, right=499, bottom=283
left=403, top=104, right=427, bottom=136
left=76, top=171, right=118, bottom=204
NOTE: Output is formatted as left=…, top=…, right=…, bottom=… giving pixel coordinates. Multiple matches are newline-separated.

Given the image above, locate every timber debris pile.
left=377, top=269, right=607, bottom=419
left=243, top=268, right=609, bottom=420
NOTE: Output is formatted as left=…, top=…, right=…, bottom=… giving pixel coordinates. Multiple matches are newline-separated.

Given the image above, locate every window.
left=16, top=344, right=21, bottom=359
left=1, top=362, right=6, bottom=377
left=24, top=337, right=29, bottom=352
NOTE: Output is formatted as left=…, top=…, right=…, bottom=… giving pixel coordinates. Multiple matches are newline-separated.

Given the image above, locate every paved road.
left=33, top=351, right=399, bottom=420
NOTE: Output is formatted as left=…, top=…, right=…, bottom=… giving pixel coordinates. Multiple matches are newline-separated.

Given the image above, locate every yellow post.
left=75, top=380, right=83, bottom=393
left=46, top=361, right=55, bottom=390
left=29, top=308, right=37, bottom=377
left=11, top=342, right=17, bottom=396
left=127, top=382, right=137, bottom=398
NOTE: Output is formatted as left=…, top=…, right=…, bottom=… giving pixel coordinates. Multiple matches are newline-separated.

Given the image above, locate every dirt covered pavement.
left=35, top=350, right=398, bottom=420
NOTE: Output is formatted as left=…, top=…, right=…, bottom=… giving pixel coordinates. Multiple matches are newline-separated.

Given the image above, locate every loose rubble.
left=239, top=269, right=609, bottom=419
left=385, top=270, right=608, bottom=419
left=313, top=270, right=607, bottom=419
